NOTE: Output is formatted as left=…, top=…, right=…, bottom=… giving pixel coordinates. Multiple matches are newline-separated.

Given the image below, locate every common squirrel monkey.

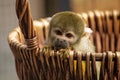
left=45, top=11, right=100, bottom=79
left=46, top=11, right=95, bottom=52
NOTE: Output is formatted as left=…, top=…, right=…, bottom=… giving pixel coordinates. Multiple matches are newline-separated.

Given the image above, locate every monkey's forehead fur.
left=50, top=11, right=85, bottom=35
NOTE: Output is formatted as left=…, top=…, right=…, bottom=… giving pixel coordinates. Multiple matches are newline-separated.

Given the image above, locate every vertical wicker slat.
left=116, top=52, right=120, bottom=80
left=76, top=52, right=83, bottom=80
left=107, top=52, right=113, bottom=80
left=99, top=52, right=106, bottom=80
left=91, top=53, right=97, bottom=80
left=105, top=11, right=113, bottom=34
left=113, top=10, right=119, bottom=38
left=117, top=35, right=120, bottom=51
left=85, top=53, right=91, bottom=80
left=88, top=11, right=96, bottom=32
left=94, top=10, right=103, bottom=34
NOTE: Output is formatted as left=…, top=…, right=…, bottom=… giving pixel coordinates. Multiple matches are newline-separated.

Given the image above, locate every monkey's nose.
left=53, top=38, right=69, bottom=51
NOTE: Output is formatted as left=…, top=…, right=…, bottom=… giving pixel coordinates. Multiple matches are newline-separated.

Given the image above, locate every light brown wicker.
left=8, top=0, right=120, bottom=80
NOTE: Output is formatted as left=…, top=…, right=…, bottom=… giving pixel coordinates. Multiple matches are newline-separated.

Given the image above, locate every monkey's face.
left=50, top=27, right=79, bottom=51
left=48, top=12, right=85, bottom=51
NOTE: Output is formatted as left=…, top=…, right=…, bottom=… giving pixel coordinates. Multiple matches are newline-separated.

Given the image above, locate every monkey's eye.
left=66, top=33, right=73, bottom=38
left=55, top=30, right=62, bottom=35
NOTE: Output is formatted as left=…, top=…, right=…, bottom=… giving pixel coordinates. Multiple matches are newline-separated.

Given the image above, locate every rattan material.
left=8, top=0, right=120, bottom=80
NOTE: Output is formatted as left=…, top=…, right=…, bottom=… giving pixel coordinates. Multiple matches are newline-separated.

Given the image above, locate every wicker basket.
left=8, top=0, right=120, bottom=80
left=8, top=10, right=120, bottom=80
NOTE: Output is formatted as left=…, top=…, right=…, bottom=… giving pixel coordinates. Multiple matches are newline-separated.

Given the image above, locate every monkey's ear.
left=82, top=27, right=93, bottom=38
left=84, top=27, right=93, bottom=34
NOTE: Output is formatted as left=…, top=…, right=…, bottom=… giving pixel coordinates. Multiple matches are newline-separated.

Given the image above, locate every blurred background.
left=0, top=0, right=120, bottom=80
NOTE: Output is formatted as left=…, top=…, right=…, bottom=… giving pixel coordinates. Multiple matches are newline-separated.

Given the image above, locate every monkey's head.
left=48, top=11, right=86, bottom=51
